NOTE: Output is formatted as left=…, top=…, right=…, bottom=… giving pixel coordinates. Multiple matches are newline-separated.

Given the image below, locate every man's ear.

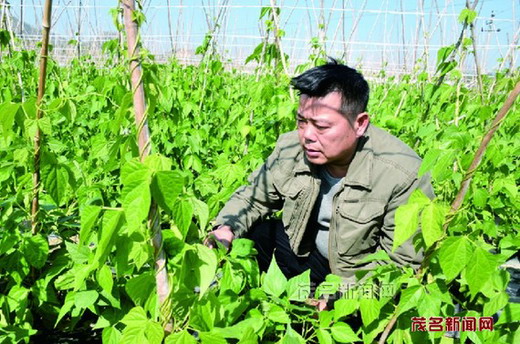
left=354, top=112, right=370, bottom=137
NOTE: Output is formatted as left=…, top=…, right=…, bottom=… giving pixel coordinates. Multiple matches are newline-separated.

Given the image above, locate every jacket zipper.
left=329, top=192, right=339, bottom=274
left=293, top=176, right=319, bottom=254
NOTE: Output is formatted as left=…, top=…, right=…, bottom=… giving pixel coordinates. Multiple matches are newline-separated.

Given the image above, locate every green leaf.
left=358, top=250, right=391, bottom=264
left=6, top=285, right=29, bottom=311
left=65, top=241, right=90, bottom=264
left=192, top=198, right=209, bottom=230
left=121, top=163, right=151, bottom=234
left=210, top=318, right=263, bottom=339
left=330, top=322, right=361, bottom=343
left=199, top=332, right=228, bottom=344
left=432, top=150, right=456, bottom=182
left=334, top=298, right=359, bottom=321
left=483, top=292, right=508, bottom=316
left=286, top=269, right=310, bottom=301
left=41, top=162, right=69, bottom=205
left=38, top=116, right=52, bottom=135
left=316, top=328, right=333, bottom=344
left=318, top=310, right=334, bottom=328
left=421, top=203, right=446, bottom=248
left=418, top=148, right=441, bottom=177
left=165, top=330, right=197, bottom=344
left=74, top=290, right=99, bottom=309
left=267, top=304, right=291, bottom=324
left=230, top=239, right=256, bottom=258
left=97, top=264, right=114, bottom=293
left=237, top=327, right=259, bottom=344
left=22, top=234, right=49, bottom=268
left=408, top=189, right=432, bottom=206
left=495, top=303, right=520, bottom=325
left=281, top=325, right=306, bottom=344
left=92, top=210, right=124, bottom=270
left=150, top=170, right=184, bottom=213
left=397, top=285, right=423, bottom=315
left=144, top=153, right=172, bottom=172
left=458, top=8, right=477, bottom=24
left=145, top=321, right=164, bottom=344
left=464, top=246, right=498, bottom=297
left=315, top=274, right=342, bottom=298
left=121, top=306, right=148, bottom=327
left=102, top=327, right=121, bottom=344
left=0, top=232, right=18, bottom=255
left=393, top=202, right=422, bottom=251
left=194, top=244, right=218, bottom=297
left=262, top=258, right=287, bottom=297
left=359, top=298, right=380, bottom=326
left=417, top=291, right=441, bottom=317
left=79, top=205, right=102, bottom=247
left=472, top=188, right=488, bottom=208
left=125, top=271, right=155, bottom=306
left=56, top=291, right=76, bottom=326
left=0, top=102, right=19, bottom=137
left=120, top=325, right=146, bottom=343
left=219, top=261, right=244, bottom=294
left=438, top=236, right=473, bottom=281
left=172, top=198, right=194, bottom=239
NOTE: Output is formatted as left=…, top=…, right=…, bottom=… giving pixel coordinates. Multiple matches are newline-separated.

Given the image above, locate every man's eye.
left=316, top=125, right=329, bottom=130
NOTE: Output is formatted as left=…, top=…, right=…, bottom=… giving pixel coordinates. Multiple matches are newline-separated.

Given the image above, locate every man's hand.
left=307, top=298, right=329, bottom=311
left=204, top=225, right=235, bottom=250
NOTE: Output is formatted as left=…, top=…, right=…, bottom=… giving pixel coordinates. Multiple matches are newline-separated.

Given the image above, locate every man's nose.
left=302, top=123, right=316, bottom=142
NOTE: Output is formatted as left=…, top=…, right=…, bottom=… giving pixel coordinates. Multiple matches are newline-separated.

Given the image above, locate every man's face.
left=297, top=92, right=369, bottom=176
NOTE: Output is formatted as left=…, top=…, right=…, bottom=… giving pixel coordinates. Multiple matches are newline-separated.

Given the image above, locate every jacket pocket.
left=273, top=176, right=305, bottom=240
left=335, top=201, right=385, bottom=256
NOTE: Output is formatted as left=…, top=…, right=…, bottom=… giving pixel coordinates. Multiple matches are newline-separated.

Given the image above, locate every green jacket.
left=215, top=124, right=434, bottom=282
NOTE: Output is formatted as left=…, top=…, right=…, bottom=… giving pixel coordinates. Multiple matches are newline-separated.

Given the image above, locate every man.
left=207, top=61, right=434, bottom=287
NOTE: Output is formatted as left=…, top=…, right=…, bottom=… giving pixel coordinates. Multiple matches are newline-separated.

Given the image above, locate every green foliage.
left=0, top=19, right=518, bottom=343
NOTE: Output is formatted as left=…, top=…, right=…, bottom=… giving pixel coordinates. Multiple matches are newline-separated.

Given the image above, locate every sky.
left=7, top=0, right=519, bottom=75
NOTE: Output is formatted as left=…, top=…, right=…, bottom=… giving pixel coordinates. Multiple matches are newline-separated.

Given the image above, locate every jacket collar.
left=293, top=125, right=374, bottom=190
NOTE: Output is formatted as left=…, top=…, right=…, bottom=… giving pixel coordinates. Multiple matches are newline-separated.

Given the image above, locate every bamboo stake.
left=2, top=1, right=25, bottom=101
left=20, top=0, right=23, bottom=37
left=77, top=0, right=82, bottom=58
left=31, top=0, right=52, bottom=235
left=435, top=0, right=479, bottom=88
left=466, top=0, right=483, bottom=101
left=399, top=0, right=406, bottom=72
left=121, top=0, right=171, bottom=332
left=269, top=0, right=289, bottom=75
left=345, top=0, right=367, bottom=63
left=167, top=0, right=174, bottom=54
left=269, top=0, right=294, bottom=100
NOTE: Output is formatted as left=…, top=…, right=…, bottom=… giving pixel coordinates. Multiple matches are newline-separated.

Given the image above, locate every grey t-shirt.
left=314, top=166, right=343, bottom=259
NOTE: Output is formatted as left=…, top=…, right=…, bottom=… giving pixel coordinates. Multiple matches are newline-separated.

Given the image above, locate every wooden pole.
left=31, top=0, right=52, bottom=235
left=121, top=0, right=171, bottom=332
left=447, top=81, right=520, bottom=222
left=466, top=0, right=483, bottom=101
left=269, top=0, right=289, bottom=75
left=77, top=0, right=82, bottom=58
left=167, top=0, right=174, bottom=54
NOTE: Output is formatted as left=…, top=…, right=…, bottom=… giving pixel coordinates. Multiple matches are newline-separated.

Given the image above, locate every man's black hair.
left=291, top=59, right=369, bottom=119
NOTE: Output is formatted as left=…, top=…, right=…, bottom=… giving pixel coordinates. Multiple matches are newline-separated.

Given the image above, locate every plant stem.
left=378, top=310, right=399, bottom=344
left=121, top=0, right=172, bottom=332
left=31, top=0, right=52, bottom=235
